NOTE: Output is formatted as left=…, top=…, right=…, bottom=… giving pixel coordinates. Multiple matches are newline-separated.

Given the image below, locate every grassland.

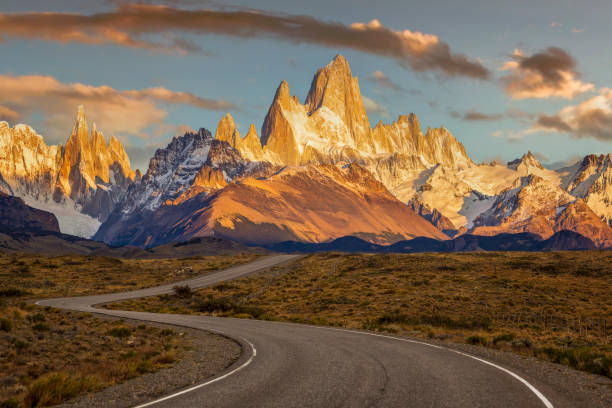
left=109, top=251, right=612, bottom=379
left=0, top=252, right=259, bottom=408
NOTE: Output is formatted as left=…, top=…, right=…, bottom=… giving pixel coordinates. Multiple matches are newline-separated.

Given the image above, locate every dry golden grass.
left=0, top=252, right=259, bottom=407
left=0, top=252, right=261, bottom=299
left=110, top=251, right=612, bottom=379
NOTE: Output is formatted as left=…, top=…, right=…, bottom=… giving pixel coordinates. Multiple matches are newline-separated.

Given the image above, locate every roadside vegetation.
left=0, top=252, right=259, bottom=407
left=109, top=251, right=612, bottom=379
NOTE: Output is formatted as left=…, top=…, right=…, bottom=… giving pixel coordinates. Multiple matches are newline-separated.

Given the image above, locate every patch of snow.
left=21, top=196, right=101, bottom=238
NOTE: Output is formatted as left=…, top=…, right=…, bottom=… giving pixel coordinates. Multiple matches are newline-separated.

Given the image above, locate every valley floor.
left=0, top=253, right=258, bottom=408
left=108, top=251, right=612, bottom=380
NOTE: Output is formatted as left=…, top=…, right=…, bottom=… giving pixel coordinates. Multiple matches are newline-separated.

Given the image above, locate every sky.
left=1, top=0, right=612, bottom=171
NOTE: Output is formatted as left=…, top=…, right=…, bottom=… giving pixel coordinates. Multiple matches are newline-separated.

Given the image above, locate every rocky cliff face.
left=0, top=106, right=135, bottom=237
left=470, top=174, right=612, bottom=247
left=559, top=154, right=612, bottom=226
left=94, top=128, right=213, bottom=243
left=0, top=191, right=60, bottom=233
left=259, top=55, right=473, bottom=174
left=98, top=162, right=449, bottom=247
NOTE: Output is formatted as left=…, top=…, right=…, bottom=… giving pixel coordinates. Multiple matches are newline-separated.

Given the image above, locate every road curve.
left=38, top=254, right=568, bottom=408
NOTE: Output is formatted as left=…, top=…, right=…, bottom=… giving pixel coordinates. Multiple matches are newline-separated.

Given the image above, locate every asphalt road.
left=38, top=254, right=571, bottom=408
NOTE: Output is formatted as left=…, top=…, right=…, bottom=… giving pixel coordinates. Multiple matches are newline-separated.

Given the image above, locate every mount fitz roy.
left=2, top=55, right=612, bottom=249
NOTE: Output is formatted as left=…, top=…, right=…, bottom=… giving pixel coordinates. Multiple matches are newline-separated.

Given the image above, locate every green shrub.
left=172, top=284, right=192, bottom=298
left=106, top=326, right=132, bottom=338
left=135, top=360, right=153, bottom=374
left=0, top=318, right=12, bottom=332
left=493, top=333, right=515, bottom=345
left=12, top=338, right=28, bottom=351
left=1, top=398, right=20, bottom=408
left=32, top=322, right=50, bottom=332
left=0, top=288, right=28, bottom=297
left=160, top=328, right=174, bottom=336
left=466, top=335, right=487, bottom=346
left=30, top=313, right=46, bottom=323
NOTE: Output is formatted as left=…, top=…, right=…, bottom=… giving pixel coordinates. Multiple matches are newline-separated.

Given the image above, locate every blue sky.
left=1, top=0, right=612, bottom=170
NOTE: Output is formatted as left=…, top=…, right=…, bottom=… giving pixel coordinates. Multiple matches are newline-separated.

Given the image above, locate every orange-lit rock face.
left=0, top=105, right=135, bottom=223
left=470, top=174, right=612, bottom=247
left=110, top=163, right=450, bottom=247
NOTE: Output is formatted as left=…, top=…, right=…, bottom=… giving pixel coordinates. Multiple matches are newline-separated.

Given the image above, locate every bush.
left=0, top=288, right=28, bottom=297
left=0, top=318, right=12, bottom=332
left=32, top=322, right=50, bottom=332
left=12, top=339, right=28, bottom=351
left=194, top=296, right=266, bottom=319
left=160, top=328, right=174, bottom=336
left=540, top=347, right=611, bottom=378
left=466, top=335, right=487, bottom=346
left=30, top=313, right=46, bottom=323
left=25, top=372, right=100, bottom=407
left=376, top=310, right=490, bottom=330
left=1, top=398, right=20, bottom=408
left=493, top=333, right=515, bottom=345
left=172, top=284, right=193, bottom=298
left=106, top=326, right=132, bottom=338
left=134, top=360, right=153, bottom=374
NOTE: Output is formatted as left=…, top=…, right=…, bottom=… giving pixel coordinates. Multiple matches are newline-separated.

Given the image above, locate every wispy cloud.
left=367, top=70, right=402, bottom=91
left=0, top=105, right=19, bottom=122
left=0, top=3, right=489, bottom=79
left=0, top=73, right=233, bottom=144
left=450, top=107, right=534, bottom=122
left=550, top=21, right=563, bottom=28
left=572, top=28, right=585, bottom=34
left=500, top=47, right=593, bottom=99
left=362, top=96, right=390, bottom=118
left=450, top=110, right=503, bottom=121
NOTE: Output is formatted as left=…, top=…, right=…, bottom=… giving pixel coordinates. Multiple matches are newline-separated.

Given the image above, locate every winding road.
left=37, top=254, right=575, bottom=407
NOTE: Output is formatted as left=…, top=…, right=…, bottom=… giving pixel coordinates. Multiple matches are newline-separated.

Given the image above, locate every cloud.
left=450, top=110, right=503, bottom=121
left=0, top=105, right=19, bottom=122
left=550, top=22, right=563, bottom=28
left=533, top=88, right=612, bottom=141
left=362, top=96, right=390, bottom=118
left=531, top=151, right=550, bottom=163
left=500, top=47, right=593, bottom=99
left=534, top=114, right=572, bottom=132
left=572, top=28, right=585, bottom=34
left=0, top=73, right=233, bottom=144
left=450, top=107, right=534, bottom=122
left=367, top=70, right=402, bottom=91
left=0, top=4, right=489, bottom=79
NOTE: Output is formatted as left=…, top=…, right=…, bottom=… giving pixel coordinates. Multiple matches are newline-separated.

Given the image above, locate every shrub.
left=493, top=333, right=515, bottom=345
left=12, top=339, right=28, bottom=351
left=1, top=398, right=20, bottom=408
left=0, top=318, right=12, bottom=332
left=32, top=323, right=50, bottom=332
left=466, top=335, right=487, bottom=346
left=135, top=360, right=153, bottom=374
left=25, top=372, right=100, bottom=407
left=30, top=313, right=46, bottom=323
left=172, top=284, right=193, bottom=298
left=0, top=288, right=28, bottom=297
left=106, top=326, right=132, bottom=338
left=160, top=328, right=174, bottom=336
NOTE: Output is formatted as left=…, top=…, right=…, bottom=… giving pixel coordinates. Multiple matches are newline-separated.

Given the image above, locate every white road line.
left=132, top=337, right=257, bottom=408
left=319, top=326, right=554, bottom=408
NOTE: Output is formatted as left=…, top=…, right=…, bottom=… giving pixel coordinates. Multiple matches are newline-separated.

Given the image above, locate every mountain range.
left=1, top=54, right=611, bottom=249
